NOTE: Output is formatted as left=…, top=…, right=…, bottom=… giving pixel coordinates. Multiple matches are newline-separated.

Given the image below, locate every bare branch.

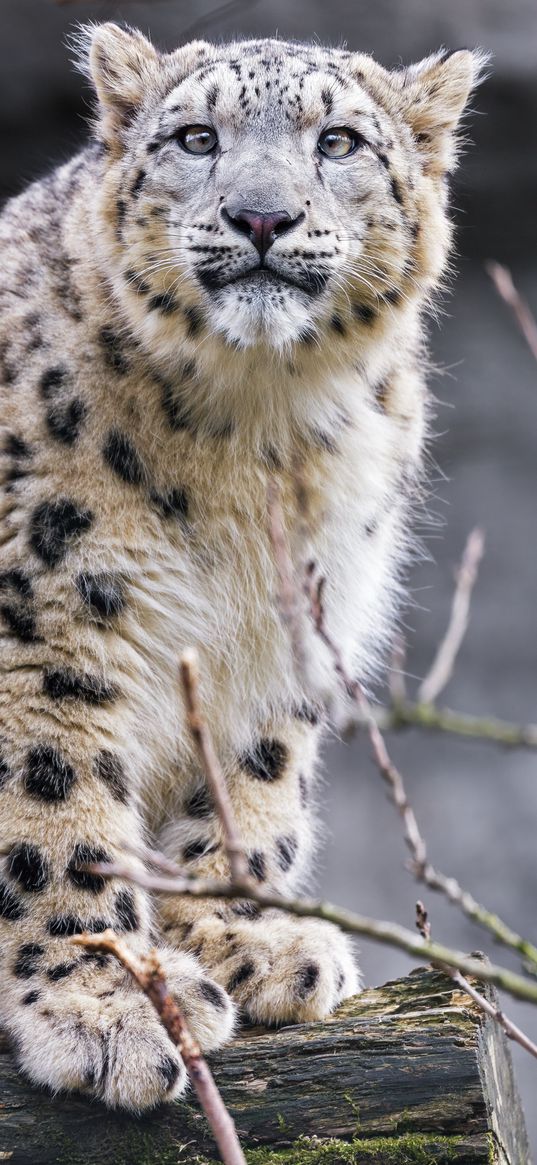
left=487, top=261, right=537, bottom=365
left=415, top=902, right=537, bottom=1062
left=418, top=528, right=485, bottom=706
left=180, top=650, right=249, bottom=883
left=71, top=930, right=247, bottom=1165
left=88, top=860, right=537, bottom=1007
left=303, top=563, right=537, bottom=976
left=376, top=699, right=537, bottom=749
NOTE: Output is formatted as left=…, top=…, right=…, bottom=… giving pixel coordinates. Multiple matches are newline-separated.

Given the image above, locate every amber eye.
left=317, top=127, right=362, bottom=158
left=176, top=125, right=218, bottom=155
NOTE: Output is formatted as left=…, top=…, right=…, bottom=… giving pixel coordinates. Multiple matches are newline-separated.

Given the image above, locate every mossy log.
left=0, top=968, right=529, bottom=1164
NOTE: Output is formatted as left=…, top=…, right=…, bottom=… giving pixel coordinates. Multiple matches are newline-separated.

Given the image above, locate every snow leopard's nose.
left=222, top=208, right=304, bottom=258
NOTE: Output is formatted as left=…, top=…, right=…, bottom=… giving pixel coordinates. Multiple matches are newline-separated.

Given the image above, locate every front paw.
left=6, top=946, right=235, bottom=1110
left=201, top=913, right=360, bottom=1025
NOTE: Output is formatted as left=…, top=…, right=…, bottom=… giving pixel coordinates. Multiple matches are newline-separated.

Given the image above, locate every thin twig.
left=418, top=528, right=485, bottom=706
left=303, top=563, right=537, bottom=976
left=71, top=930, right=246, bottom=1165
left=375, top=699, right=537, bottom=749
left=180, top=650, right=249, bottom=883
left=487, top=261, right=537, bottom=364
left=415, top=902, right=537, bottom=1061
left=88, top=860, right=537, bottom=1007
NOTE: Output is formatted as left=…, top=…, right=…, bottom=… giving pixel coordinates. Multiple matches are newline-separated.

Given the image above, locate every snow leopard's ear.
left=395, top=49, right=490, bottom=173
left=72, top=23, right=160, bottom=145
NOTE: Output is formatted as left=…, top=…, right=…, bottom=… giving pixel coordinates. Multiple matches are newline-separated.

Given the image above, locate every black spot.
left=24, top=744, right=77, bottom=802
left=159, top=377, right=196, bottom=433
left=14, top=942, right=45, bottom=978
left=150, top=488, right=190, bottom=522
left=247, top=851, right=266, bottom=881
left=5, top=434, right=31, bottom=459
left=385, top=288, right=402, bottom=306
left=183, top=838, right=214, bottom=862
left=0, top=751, right=11, bottom=788
left=336, top=967, right=345, bottom=992
left=67, top=843, right=111, bottom=893
left=321, top=87, right=333, bottom=115
left=199, top=979, right=227, bottom=1010
left=227, top=961, right=255, bottom=993
left=47, top=962, right=77, bottom=982
left=125, top=268, right=151, bottom=296
left=298, top=774, right=309, bottom=808
left=295, top=962, right=319, bottom=999
left=43, top=667, right=118, bottom=706
left=294, top=702, right=320, bottom=727
left=240, top=739, right=289, bottom=782
left=231, top=901, right=261, bottom=920
left=22, top=989, right=40, bottom=1004
left=5, top=462, right=30, bottom=492
left=82, top=950, right=111, bottom=968
left=376, top=152, right=390, bottom=171
left=0, top=569, right=32, bottom=598
left=275, top=834, right=298, bottom=872
left=76, top=571, right=126, bottom=622
left=99, top=328, right=129, bottom=375
left=390, top=175, right=404, bottom=206
left=46, top=399, right=87, bottom=445
left=311, top=428, right=337, bottom=454
left=352, top=303, right=376, bottom=325
left=0, top=604, right=37, bottom=643
left=0, top=879, right=26, bottom=920
left=148, top=292, right=178, bottom=316
left=158, top=1055, right=180, bottom=1091
left=94, top=750, right=129, bottom=804
left=262, top=446, right=283, bottom=471
left=331, top=313, right=346, bottom=336
left=131, top=169, right=146, bottom=197
left=116, top=199, right=127, bottom=239
left=39, top=366, right=70, bottom=400
left=7, top=843, right=50, bottom=892
left=195, top=268, right=225, bottom=294
left=115, top=888, right=139, bottom=932
left=374, top=378, right=389, bottom=412
left=186, top=784, right=213, bottom=819
left=29, top=498, right=93, bottom=568
left=103, top=430, right=145, bottom=486
left=48, top=915, right=110, bottom=937
left=184, top=305, right=203, bottom=337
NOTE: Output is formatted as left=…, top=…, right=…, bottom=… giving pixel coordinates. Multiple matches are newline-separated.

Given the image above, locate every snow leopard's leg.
left=0, top=556, right=234, bottom=1113
left=157, top=713, right=359, bottom=1024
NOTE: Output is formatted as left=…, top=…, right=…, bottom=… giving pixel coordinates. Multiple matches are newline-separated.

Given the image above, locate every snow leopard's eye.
left=176, top=126, right=218, bottom=155
left=317, top=128, right=363, bottom=158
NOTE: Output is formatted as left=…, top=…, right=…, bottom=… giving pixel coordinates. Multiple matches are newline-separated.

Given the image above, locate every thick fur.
left=0, top=24, right=485, bottom=1110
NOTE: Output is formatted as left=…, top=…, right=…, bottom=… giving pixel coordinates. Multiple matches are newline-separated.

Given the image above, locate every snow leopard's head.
left=78, top=24, right=486, bottom=355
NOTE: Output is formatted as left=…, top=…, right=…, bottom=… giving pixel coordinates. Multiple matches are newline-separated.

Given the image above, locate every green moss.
left=238, top=1133, right=471, bottom=1165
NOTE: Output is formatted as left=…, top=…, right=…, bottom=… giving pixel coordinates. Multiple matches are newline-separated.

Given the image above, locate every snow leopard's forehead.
left=157, top=39, right=386, bottom=138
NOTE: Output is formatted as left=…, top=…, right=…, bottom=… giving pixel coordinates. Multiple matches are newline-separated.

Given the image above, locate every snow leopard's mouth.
left=197, top=263, right=329, bottom=298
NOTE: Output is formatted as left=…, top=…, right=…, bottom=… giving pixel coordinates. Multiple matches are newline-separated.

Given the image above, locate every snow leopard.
left=0, top=22, right=484, bottom=1110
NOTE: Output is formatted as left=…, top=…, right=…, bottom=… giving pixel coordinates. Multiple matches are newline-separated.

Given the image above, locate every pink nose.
left=224, top=208, right=300, bottom=257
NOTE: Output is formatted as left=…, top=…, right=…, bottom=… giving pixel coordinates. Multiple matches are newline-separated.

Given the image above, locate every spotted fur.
left=0, top=21, right=485, bottom=1110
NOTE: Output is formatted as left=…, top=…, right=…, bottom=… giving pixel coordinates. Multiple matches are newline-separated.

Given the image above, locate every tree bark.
left=0, top=968, right=529, bottom=1164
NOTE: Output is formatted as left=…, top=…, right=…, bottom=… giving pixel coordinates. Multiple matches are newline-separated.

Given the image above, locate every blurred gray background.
left=2, top=0, right=537, bottom=1154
